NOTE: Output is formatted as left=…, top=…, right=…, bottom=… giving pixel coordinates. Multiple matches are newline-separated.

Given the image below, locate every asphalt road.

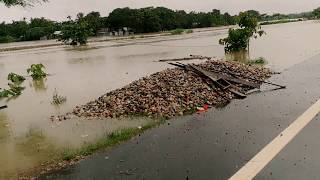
left=42, top=54, right=320, bottom=180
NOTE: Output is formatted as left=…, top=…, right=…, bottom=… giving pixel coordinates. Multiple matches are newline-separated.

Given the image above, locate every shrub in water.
left=27, top=64, right=47, bottom=80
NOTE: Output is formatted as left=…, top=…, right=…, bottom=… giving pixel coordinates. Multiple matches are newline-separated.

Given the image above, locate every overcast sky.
left=1, top=0, right=320, bottom=22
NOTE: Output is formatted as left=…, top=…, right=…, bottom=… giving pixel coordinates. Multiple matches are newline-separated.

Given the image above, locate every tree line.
left=0, top=6, right=319, bottom=43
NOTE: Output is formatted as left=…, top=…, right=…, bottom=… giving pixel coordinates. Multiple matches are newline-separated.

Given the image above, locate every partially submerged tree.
left=219, top=12, right=265, bottom=52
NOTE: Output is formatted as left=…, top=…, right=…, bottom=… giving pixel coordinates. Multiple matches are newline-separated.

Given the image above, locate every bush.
left=219, top=28, right=251, bottom=52
left=170, top=28, right=185, bottom=35
left=185, top=29, right=193, bottom=34
left=0, top=35, right=14, bottom=43
left=247, top=57, right=267, bottom=65
left=61, top=20, right=93, bottom=46
left=219, top=12, right=265, bottom=52
left=27, top=64, right=47, bottom=80
left=51, top=90, right=67, bottom=105
left=24, top=27, right=47, bottom=41
left=7, top=73, right=26, bottom=84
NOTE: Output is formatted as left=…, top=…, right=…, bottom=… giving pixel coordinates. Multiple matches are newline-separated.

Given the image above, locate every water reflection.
left=0, top=112, right=10, bottom=142
left=225, top=50, right=250, bottom=63
left=0, top=126, right=59, bottom=179
left=65, top=45, right=98, bottom=51
left=68, top=55, right=105, bottom=64
left=29, top=78, right=47, bottom=92
left=15, top=127, right=58, bottom=158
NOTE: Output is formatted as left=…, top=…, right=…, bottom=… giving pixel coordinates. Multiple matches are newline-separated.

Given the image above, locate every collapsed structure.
left=72, top=59, right=277, bottom=119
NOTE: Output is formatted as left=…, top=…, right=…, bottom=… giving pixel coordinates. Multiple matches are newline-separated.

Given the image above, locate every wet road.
left=42, top=52, right=320, bottom=178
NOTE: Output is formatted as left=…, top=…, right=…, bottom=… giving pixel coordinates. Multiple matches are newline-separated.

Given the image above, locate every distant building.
left=98, top=27, right=134, bottom=37
left=53, top=31, right=63, bottom=39
left=97, top=28, right=110, bottom=36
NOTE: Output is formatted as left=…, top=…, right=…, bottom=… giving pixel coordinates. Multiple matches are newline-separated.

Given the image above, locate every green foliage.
left=0, top=17, right=58, bottom=44
left=170, top=28, right=184, bottom=35
left=0, top=72, right=26, bottom=98
left=51, top=91, right=67, bottom=105
left=83, top=11, right=102, bottom=35
left=7, top=73, right=25, bottom=84
left=0, top=7, right=313, bottom=44
left=27, top=64, right=47, bottom=80
left=185, top=29, right=193, bottom=34
left=0, top=35, right=14, bottom=43
left=8, top=83, right=25, bottom=95
left=247, top=57, right=267, bottom=65
left=219, top=28, right=251, bottom=52
left=24, top=27, right=46, bottom=41
left=106, top=7, right=237, bottom=33
left=0, top=0, right=47, bottom=7
left=61, top=18, right=93, bottom=46
left=313, top=7, right=320, bottom=18
left=61, top=121, right=159, bottom=161
left=0, top=83, right=25, bottom=98
left=220, top=12, right=265, bottom=52
left=0, top=89, right=15, bottom=98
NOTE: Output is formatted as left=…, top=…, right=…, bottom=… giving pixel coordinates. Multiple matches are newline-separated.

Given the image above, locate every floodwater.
left=0, top=20, right=320, bottom=178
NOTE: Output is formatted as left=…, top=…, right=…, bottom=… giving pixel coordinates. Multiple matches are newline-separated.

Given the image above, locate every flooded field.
left=0, top=20, right=320, bottom=177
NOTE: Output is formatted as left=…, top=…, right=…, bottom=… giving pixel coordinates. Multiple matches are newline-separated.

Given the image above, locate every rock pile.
left=73, top=60, right=272, bottom=119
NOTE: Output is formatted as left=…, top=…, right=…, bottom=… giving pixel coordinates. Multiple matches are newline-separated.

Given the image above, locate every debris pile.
left=73, top=60, right=272, bottom=119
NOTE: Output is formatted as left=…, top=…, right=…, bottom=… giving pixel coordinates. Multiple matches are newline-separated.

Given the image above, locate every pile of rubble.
left=73, top=60, right=272, bottom=119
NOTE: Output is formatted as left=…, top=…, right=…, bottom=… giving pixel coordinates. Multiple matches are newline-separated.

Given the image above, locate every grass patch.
left=170, top=29, right=185, bottom=35
left=185, top=29, right=193, bottom=34
left=51, top=90, right=67, bottom=105
left=247, top=57, right=267, bottom=65
left=61, top=120, right=164, bottom=161
left=260, top=19, right=302, bottom=26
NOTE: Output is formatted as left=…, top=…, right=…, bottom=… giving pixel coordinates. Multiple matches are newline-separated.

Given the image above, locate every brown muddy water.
left=0, top=20, right=320, bottom=178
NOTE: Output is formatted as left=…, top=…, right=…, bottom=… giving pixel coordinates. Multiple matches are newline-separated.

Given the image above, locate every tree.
left=0, top=0, right=47, bottom=7
left=219, top=12, right=265, bottom=52
left=219, top=28, right=251, bottom=52
left=60, top=18, right=93, bottom=46
left=8, top=20, right=29, bottom=40
left=83, top=11, right=102, bottom=35
left=313, top=7, right=320, bottom=18
left=24, top=27, right=46, bottom=40
left=245, top=10, right=261, bottom=21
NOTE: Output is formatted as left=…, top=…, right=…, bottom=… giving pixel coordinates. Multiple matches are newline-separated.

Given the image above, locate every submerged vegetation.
left=51, top=90, right=67, bottom=105
left=7, top=73, right=25, bottom=84
left=0, top=72, right=26, bottom=98
left=27, top=64, right=47, bottom=80
left=0, top=64, right=47, bottom=98
left=247, top=57, right=267, bottom=65
left=0, top=83, right=25, bottom=98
